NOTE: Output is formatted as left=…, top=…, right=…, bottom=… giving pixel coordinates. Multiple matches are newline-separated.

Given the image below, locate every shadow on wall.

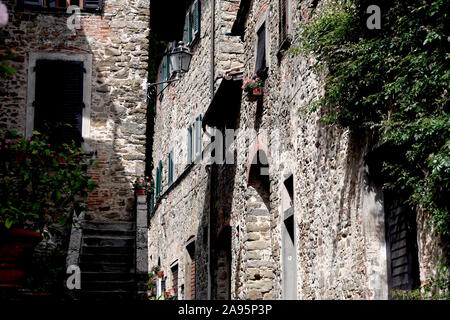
left=0, top=2, right=148, bottom=222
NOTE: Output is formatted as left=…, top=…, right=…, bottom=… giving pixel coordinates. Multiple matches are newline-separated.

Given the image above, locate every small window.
left=194, top=115, right=202, bottom=158
left=279, top=0, right=290, bottom=47
left=171, top=264, right=179, bottom=299
left=159, top=55, right=169, bottom=93
left=183, top=0, right=201, bottom=46
left=185, top=239, right=196, bottom=300
left=255, top=24, right=267, bottom=77
left=156, top=160, right=163, bottom=197
left=83, top=0, right=103, bottom=10
left=168, top=149, right=174, bottom=186
left=21, top=0, right=103, bottom=10
left=149, top=189, right=155, bottom=214
left=187, top=125, right=193, bottom=164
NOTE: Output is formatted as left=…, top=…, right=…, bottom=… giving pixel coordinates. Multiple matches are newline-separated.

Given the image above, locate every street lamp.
left=147, top=42, right=193, bottom=101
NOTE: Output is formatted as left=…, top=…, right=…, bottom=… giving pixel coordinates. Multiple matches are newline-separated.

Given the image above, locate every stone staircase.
left=77, top=221, right=137, bottom=300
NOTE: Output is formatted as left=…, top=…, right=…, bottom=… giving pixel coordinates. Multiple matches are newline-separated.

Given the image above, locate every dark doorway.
left=384, top=192, right=420, bottom=294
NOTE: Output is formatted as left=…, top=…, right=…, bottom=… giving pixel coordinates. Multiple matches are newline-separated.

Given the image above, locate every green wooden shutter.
left=195, top=114, right=202, bottom=157
left=150, top=188, right=154, bottom=214
left=193, top=0, right=200, bottom=39
left=155, top=167, right=160, bottom=196
left=184, top=12, right=191, bottom=46
left=159, top=160, right=163, bottom=194
left=187, top=125, right=192, bottom=164
left=168, top=150, right=174, bottom=185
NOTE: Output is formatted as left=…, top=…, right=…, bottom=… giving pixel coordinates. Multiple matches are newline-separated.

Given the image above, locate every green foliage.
left=0, top=129, right=98, bottom=235
left=0, top=48, right=15, bottom=76
left=392, top=260, right=450, bottom=299
left=25, top=243, right=68, bottom=294
left=293, top=0, right=450, bottom=241
left=148, top=265, right=162, bottom=300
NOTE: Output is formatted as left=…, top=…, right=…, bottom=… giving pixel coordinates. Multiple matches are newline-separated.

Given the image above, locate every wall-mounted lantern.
left=147, top=42, right=193, bottom=101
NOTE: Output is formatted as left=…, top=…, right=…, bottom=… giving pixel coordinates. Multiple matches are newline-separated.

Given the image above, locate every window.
left=149, top=189, right=155, bottom=214
left=171, top=264, right=179, bottom=298
left=187, top=125, right=193, bottom=164
left=156, top=160, right=163, bottom=197
left=185, top=239, right=196, bottom=300
left=21, top=0, right=103, bottom=10
left=33, top=59, right=84, bottom=147
left=168, top=149, right=174, bottom=186
left=385, top=194, right=420, bottom=293
left=159, top=55, right=169, bottom=93
left=279, top=0, right=291, bottom=48
left=255, top=23, right=267, bottom=77
left=183, top=0, right=201, bottom=46
left=194, top=114, right=202, bottom=158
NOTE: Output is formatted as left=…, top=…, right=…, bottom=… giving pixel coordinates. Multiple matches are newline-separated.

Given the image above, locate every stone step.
left=82, top=235, right=135, bottom=248
left=79, top=253, right=134, bottom=264
left=82, top=228, right=135, bottom=238
left=77, top=290, right=136, bottom=301
left=79, top=262, right=134, bottom=273
left=83, top=221, right=136, bottom=232
left=80, top=246, right=133, bottom=255
left=81, top=279, right=136, bottom=291
left=81, top=272, right=135, bottom=282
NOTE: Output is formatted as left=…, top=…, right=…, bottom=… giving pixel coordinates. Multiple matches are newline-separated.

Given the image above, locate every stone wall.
left=0, top=0, right=150, bottom=221
left=148, top=0, right=445, bottom=300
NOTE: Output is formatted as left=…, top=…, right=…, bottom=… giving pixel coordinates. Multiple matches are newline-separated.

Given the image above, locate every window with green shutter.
left=192, top=0, right=200, bottom=39
left=158, top=160, right=163, bottom=195
left=156, top=160, right=163, bottom=197
left=195, top=114, right=202, bottom=158
left=183, top=0, right=200, bottom=47
left=184, top=12, right=192, bottom=46
left=155, top=167, right=160, bottom=197
left=187, top=125, right=193, bottom=164
left=149, top=189, right=155, bottom=215
left=168, top=149, right=174, bottom=186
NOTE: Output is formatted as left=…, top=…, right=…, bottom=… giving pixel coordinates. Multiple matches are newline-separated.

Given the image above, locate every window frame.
left=168, top=148, right=174, bottom=186
left=26, top=52, right=92, bottom=151
left=187, top=125, right=193, bottom=165
left=194, top=114, right=202, bottom=159
left=254, top=11, right=270, bottom=77
left=183, top=0, right=201, bottom=47
left=20, top=0, right=103, bottom=11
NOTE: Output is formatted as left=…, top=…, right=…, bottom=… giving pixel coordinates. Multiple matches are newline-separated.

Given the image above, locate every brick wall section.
left=0, top=0, right=150, bottom=221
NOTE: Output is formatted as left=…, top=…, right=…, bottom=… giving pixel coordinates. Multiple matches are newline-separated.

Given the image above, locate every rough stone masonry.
left=148, top=0, right=446, bottom=300
left=0, top=0, right=150, bottom=222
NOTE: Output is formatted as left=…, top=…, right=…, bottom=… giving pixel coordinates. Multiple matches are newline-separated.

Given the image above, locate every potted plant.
left=132, top=175, right=152, bottom=196
left=242, top=75, right=263, bottom=102
left=0, top=130, right=97, bottom=289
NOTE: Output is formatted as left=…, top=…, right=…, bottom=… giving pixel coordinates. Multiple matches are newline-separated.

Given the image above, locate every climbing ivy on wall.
left=293, top=0, right=450, bottom=243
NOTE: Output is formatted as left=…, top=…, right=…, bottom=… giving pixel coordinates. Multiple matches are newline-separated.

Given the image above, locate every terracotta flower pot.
left=253, top=87, right=263, bottom=96
left=247, top=87, right=263, bottom=102
left=136, top=188, right=146, bottom=196
left=0, top=228, right=43, bottom=289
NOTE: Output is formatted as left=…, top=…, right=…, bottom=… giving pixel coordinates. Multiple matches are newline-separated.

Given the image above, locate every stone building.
left=0, top=0, right=150, bottom=299
left=148, top=0, right=446, bottom=300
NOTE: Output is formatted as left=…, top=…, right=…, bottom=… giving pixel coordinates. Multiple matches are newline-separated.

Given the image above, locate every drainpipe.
left=210, top=0, right=215, bottom=99
left=207, top=0, right=215, bottom=301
